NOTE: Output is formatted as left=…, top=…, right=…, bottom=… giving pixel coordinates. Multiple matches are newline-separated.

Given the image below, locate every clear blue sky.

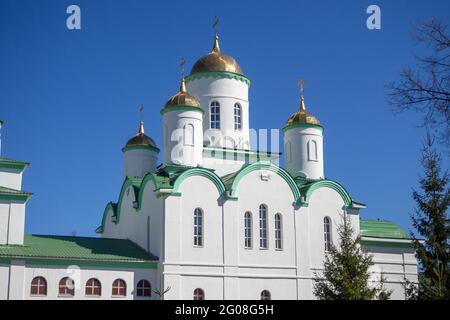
left=0, top=0, right=448, bottom=237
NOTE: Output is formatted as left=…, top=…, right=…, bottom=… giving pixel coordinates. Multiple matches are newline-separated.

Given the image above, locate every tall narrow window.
left=194, top=208, right=203, bottom=246
left=308, top=140, right=318, bottom=161
left=261, top=290, right=271, bottom=300
left=137, top=280, right=152, bottom=297
left=324, top=217, right=332, bottom=252
left=85, top=278, right=101, bottom=296
left=234, top=103, right=242, bottom=130
left=210, top=101, right=221, bottom=129
left=259, top=205, right=268, bottom=249
left=112, top=279, right=126, bottom=297
left=30, top=276, right=47, bottom=296
left=244, top=211, right=252, bottom=248
left=274, top=213, right=282, bottom=250
left=183, top=123, right=194, bottom=146
left=59, top=277, right=75, bottom=297
left=193, top=288, right=205, bottom=300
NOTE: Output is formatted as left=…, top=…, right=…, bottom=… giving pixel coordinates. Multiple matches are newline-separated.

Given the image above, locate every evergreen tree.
left=410, top=136, right=450, bottom=300
left=313, top=214, right=392, bottom=300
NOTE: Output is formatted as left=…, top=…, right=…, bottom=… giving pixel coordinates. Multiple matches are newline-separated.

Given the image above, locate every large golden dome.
left=285, top=97, right=321, bottom=127
left=190, top=34, right=243, bottom=75
left=124, top=121, right=158, bottom=150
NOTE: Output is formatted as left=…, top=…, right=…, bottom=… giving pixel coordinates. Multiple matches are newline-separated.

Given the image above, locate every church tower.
left=122, top=117, right=160, bottom=178
left=186, top=25, right=251, bottom=149
left=283, top=81, right=324, bottom=179
left=161, top=61, right=204, bottom=167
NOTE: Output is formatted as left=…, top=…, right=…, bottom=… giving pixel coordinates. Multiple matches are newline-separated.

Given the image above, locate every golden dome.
left=164, top=75, right=201, bottom=109
left=124, top=121, right=158, bottom=149
left=285, top=96, right=321, bottom=127
left=190, top=34, right=243, bottom=75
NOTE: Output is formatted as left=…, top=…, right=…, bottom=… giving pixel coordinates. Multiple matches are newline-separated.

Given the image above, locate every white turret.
left=186, top=33, right=251, bottom=149
left=123, top=120, right=159, bottom=178
left=161, top=64, right=204, bottom=167
left=283, top=83, right=324, bottom=180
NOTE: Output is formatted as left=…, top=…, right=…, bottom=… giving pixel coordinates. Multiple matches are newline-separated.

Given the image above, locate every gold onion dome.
left=285, top=95, right=321, bottom=127
left=125, top=121, right=158, bottom=149
left=190, top=34, right=243, bottom=75
left=164, top=73, right=201, bottom=109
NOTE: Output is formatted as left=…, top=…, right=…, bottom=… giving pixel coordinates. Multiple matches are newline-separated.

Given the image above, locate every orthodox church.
left=0, top=31, right=418, bottom=300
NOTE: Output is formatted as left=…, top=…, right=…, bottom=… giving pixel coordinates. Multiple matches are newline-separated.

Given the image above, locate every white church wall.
left=124, top=148, right=158, bottom=178
left=238, top=277, right=297, bottom=300
left=0, top=169, right=23, bottom=190
left=20, top=265, right=156, bottom=300
left=0, top=202, right=25, bottom=245
left=187, top=77, right=250, bottom=149
left=0, top=264, right=10, bottom=299
left=201, top=156, right=246, bottom=177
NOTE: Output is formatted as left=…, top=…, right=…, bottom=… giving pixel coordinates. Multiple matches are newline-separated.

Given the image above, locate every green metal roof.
left=360, top=220, right=408, bottom=239
left=0, top=186, right=32, bottom=202
left=0, top=235, right=158, bottom=262
left=0, top=157, right=29, bottom=171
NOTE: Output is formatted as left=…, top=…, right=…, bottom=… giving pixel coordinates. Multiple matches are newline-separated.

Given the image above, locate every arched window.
left=58, top=277, right=75, bottom=297
left=274, top=213, right=282, bottom=250
left=244, top=211, right=252, bottom=248
left=30, top=276, right=47, bottom=296
left=112, top=279, right=126, bottom=297
left=308, top=140, right=318, bottom=161
left=324, top=217, right=332, bottom=252
left=261, top=290, right=271, bottom=300
left=194, top=208, right=203, bottom=246
left=234, top=103, right=242, bottom=130
left=137, top=280, right=152, bottom=297
left=193, top=288, right=205, bottom=300
left=85, top=278, right=101, bottom=296
left=183, top=123, right=194, bottom=146
left=259, top=205, right=268, bottom=249
left=210, top=101, right=221, bottom=129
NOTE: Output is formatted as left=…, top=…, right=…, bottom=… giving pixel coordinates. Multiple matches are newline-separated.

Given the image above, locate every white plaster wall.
left=7, top=260, right=25, bottom=299
left=102, top=181, right=163, bottom=258
left=7, top=265, right=156, bottom=300
left=187, top=77, right=250, bottom=149
left=163, top=110, right=203, bottom=167
left=0, top=264, right=10, bottom=300
left=202, top=156, right=246, bottom=177
left=364, top=245, right=418, bottom=300
left=284, top=127, right=324, bottom=179
left=0, top=201, right=25, bottom=245
left=0, top=169, right=23, bottom=190
left=124, top=149, right=158, bottom=178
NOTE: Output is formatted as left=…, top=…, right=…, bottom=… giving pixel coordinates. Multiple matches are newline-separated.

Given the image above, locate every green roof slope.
left=0, top=235, right=158, bottom=262
left=360, top=220, right=408, bottom=239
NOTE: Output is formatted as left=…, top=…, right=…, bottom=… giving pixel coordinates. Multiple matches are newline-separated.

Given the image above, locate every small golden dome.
left=190, top=34, right=243, bottom=75
left=285, top=96, right=321, bottom=127
left=164, top=61, right=201, bottom=109
left=125, top=121, right=158, bottom=149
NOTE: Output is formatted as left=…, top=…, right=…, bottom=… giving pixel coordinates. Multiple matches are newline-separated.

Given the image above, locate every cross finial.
left=180, top=58, right=186, bottom=78
left=139, top=104, right=144, bottom=122
left=213, top=16, right=219, bottom=35
left=299, top=78, right=306, bottom=111
left=179, top=58, right=187, bottom=92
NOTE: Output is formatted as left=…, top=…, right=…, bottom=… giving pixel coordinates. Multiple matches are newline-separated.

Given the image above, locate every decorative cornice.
left=160, top=105, right=205, bottom=116
left=283, top=123, right=324, bottom=133
left=122, top=145, right=160, bottom=153
left=186, top=71, right=251, bottom=87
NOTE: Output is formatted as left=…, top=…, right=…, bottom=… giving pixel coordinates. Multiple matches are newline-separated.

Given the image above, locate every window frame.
left=194, top=208, right=204, bottom=247
left=324, top=216, right=332, bottom=252
left=244, top=211, right=252, bottom=249
left=58, top=277, right=75, bottom=297
left=193, top=288, right=205, bottom=300
left=261, top=290, right=271, bottom=300
left=111, top=279, right=127, bottom=297
left=30, top=276, right=47, bottom=297
left=274, top=213, right=283, bottom=250
left=234, top=103, right=242, bottom=130
left=210, top=101, right=221, bottom=129
left=136, top=279, right=152, bottom=297
left=85, top=278, right=102, bottom=297
left=259, top=204, right=268, bottom=249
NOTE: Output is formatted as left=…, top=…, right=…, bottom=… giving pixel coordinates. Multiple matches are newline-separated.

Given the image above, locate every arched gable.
left=303, top=179, right=352, bottom=208
left=229, top=161, right=301, bottom=206
left=172, top=167, right=226, bottom=197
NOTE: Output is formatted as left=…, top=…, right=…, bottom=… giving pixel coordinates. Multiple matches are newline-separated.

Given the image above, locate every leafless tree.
left=386, top=19, right=450, bottom=146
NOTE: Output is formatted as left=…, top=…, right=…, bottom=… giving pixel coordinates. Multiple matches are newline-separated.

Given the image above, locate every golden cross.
left=299, top=79, right=305, bottom=99
left=180, top=58, right=186, bottom=77
left=139, top=104, right=144, bottom=122
left=213, top=16, right=219, bottom=34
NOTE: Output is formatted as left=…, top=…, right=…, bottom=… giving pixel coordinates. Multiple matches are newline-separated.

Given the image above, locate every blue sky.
left=0, top=0, right=448, bottom=237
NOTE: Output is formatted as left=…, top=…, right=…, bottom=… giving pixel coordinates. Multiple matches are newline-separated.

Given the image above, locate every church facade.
left=0, top=33, right=418, bottom=300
